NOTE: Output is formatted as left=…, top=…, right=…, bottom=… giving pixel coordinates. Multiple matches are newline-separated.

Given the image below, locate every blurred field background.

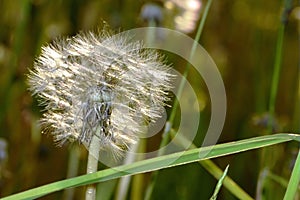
left=0, top=0, right=299, bottom=199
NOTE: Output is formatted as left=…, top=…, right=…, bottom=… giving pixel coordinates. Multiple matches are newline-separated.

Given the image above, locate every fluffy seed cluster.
left=28, top=30, right=173, bottom=156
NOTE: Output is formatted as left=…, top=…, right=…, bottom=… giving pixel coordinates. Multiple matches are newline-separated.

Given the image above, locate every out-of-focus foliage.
left=0, top=0, right=298, bottom=199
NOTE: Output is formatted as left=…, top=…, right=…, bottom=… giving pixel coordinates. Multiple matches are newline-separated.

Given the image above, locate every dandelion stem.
left=85, top=128, right=101, bottom=200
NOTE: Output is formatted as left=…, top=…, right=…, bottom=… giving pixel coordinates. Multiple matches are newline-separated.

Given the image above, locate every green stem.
left=268, top=0, right=293, bottom=132
left=144, top=1, right=213, bottom=199
left=86, top=133, right=101, bottom=200
left=168, top=0, right=213, bottom=124
left=268, top=24, right=285, bottom=132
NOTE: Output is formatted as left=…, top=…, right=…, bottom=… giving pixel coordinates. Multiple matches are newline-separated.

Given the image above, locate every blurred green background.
left=0, top=0, right=299, bottom=199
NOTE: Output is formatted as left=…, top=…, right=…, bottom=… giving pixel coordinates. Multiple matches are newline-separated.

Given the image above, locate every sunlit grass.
left=1, top=133, right=299, bottom=200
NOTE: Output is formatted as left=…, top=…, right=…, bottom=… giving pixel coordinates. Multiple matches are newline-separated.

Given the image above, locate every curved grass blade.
left=2, top=133, right=299, bottom=200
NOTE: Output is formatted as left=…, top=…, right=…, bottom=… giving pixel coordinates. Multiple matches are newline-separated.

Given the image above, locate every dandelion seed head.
left=28, top=29, right=173, bottom=157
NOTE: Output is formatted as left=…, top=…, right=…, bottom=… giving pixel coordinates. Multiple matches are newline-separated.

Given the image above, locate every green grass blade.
left=200, top=159, right=254, bottom=200
left=171, top=130, right=254, bottom=200
left=171, top=132, right=253, bottom=200
left=283, top=148, right=300, bottom=200
left=2, top=133, right=299, bottom=200
left=210, top=165, right=229, bottom=200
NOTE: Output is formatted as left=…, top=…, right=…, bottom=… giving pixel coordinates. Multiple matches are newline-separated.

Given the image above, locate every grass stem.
left=144, top=1, right=213, bottom=199
left=268, top=25, right=285, bottom=132
left=85, top=131, right=101, bottom=200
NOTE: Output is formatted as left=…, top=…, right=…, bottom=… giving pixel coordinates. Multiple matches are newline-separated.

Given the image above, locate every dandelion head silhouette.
left=28, top=29, right=173, bottom=158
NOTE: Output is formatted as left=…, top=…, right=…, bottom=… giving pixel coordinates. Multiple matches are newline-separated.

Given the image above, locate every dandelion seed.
left=28, top=29, right=173, bottom=157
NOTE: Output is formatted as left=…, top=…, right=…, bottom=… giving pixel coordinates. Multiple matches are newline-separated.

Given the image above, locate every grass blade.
left=210, top=165, right=229, bottom=200
left=1, top=133, right=299, bottom=200
left=283, top=148, right=300, bottom=200
left=171, top=130, right=254, bottom=200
